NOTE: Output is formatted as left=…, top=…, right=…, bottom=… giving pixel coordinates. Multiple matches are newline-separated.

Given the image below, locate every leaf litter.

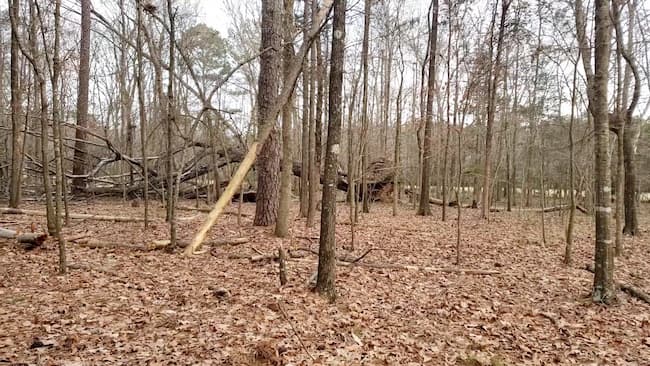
left=0, top=200, right=649, bottom=365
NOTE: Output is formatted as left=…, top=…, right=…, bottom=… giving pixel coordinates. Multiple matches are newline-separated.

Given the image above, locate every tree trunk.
left=393, top=52, right=404, bottom=217
left=417, top=0, right=439, bottom=216
left=51, top=0, right=66, bottom=273
left=565, top=55, right=579, bottom=266
left=275, top=0, right=295, bottom=238
left=136, top=0, right=149, bottom=228
left=71, top=0, right=89, bottom=193
left=481, top=0, right=509, bottom=219
left=317, top=0, right=346, bottom=301
left=590, top=0, right=616, bottom=304
left=299, top=1, right=311, bottom=217
left=359, top=0, right=371, bottom=215
left=254, top=0, right=282, bottom=226
left=166, top=0, right=177, bottom=247
left=8, top=0, right=23, bottom=208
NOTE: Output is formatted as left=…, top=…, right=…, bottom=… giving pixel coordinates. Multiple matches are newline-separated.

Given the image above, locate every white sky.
left=196, top=0, right=231, bottom=36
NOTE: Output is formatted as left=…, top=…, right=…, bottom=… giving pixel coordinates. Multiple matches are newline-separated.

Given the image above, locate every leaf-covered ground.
left=1, top=199, right=649, bottom=365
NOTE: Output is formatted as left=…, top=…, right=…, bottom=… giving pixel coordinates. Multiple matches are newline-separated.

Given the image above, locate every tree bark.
left=72, top=0, right=91, bottom=194
left=317, top=0, right=346, bottom=302
left=254, top=0, right=282, bottom=227
left=590, top=0, right=616, bottom=304
left=136, top=0, right=149, bottom=228
left=359, top=0, right=371, bottom=215
left=275, top=0, right=295, bottom=238
left=417, top=0, right=439, bottom=216
left=8, top=0, right=23, bottom=208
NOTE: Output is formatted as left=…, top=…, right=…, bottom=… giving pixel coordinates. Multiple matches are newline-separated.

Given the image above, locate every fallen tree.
left=1, top=207, right=146, bottom=222
left=0, top=227, right=47, bottom=249
left=72, top=237, right=249, bottom=251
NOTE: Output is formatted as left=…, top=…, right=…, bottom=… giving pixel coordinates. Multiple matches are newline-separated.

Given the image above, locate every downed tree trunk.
left=0, top=207, right=146, bottom=222
left=74, top=239, right=167, bottom=251
left=541, top=205, right=588, bottom=214
left=241, top=247, right=501, bottom=276
left=584, top=264, right=650, bottom=304
left=74, top=237, right=249, bottom=251
left=174, top=205, right=251, bottom=217
left=0, top=227, right=48, bottom=249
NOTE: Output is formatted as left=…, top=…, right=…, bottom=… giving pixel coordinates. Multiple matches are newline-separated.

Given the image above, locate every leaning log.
left=0, top=208, right=146, bottom=222
left=0, top=227, right=48, bottom=249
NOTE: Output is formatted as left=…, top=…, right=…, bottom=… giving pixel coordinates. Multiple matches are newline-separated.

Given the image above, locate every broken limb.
left=184, top=0, right=336, bottom=255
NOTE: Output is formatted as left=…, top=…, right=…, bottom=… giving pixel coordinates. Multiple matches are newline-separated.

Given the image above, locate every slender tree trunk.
left=481, top=0, right=510, bottom=219
left=166, top=0, right=177, bottom=247
left=136, top=0, right=149, bottom=228
left=8, top=0, right=23, bottom=208
left=307, top=0, right=319, bottom=227
left=620, top=0, right=640, bottom=236
left=442, top=11, right=452, bottom=221
left=393, top=49, right=404, bottom=217
left=359, top=0, right=371, bottom=215
left=565, top=55, right=579, bottom=266
left=51, top=0, right=66, bottom=273
left=417, top=0, right=439, bottom=216
left=299, top=0, right=311, bottom=217
left=317, top=0, right=346, bottom=302
left=275, top=0, right=295, bottom=238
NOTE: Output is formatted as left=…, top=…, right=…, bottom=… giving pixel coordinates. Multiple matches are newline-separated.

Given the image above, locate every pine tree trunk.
left=254, top=0, right=282, bottom=226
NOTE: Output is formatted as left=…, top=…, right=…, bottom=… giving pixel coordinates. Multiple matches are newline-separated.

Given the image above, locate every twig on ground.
left=276, top=300, right=315, bottom=362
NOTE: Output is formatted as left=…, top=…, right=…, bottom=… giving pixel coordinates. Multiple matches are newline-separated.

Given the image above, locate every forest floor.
left=1, top=199, right=649, bottom=365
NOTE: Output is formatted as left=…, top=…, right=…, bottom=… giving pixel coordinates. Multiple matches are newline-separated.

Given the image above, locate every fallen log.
left=75, top=237, right=249, bottom=251
left=584, top=264, right=650, bottom=304
left=75, top=239, right=165, bottom=251
left=348, top=262, right=501, bottom=275
left=0, top=227, right=47, bottom=249
left=174, top=205, right=251, bottom=217
left=245, top=247, right=500, bottom=276
left=0, top=207, right=146, bottom=222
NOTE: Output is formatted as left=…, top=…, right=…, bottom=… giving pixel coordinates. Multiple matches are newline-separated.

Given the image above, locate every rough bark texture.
left=590, top=0, right=616, bottom=304
left=72, top=0, right=91, bottom=193
left=417, top=0, right=438, bottom=216
left=317, top=0, right=346, bottom=302
left=254, top=0, right=282, bottom=226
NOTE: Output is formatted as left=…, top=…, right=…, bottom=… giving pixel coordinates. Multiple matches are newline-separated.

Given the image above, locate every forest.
left=0, top=0, right=649, bottom=364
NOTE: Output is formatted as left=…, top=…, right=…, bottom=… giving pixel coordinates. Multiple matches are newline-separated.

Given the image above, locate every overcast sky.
left=196, top=0, right=231, bottom=36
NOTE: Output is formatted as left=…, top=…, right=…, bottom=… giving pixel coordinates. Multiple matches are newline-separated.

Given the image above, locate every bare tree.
left=275, top=0, right=296, bottom=237
left=72, top=0, right=91, bottom=194
left=317, top=0, right=346, bottom=301
left=481, top=0, right=510, bottom=219
left=417, top=0, right=439, bottom=216
left=8, top=0, right=23, bottom=209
